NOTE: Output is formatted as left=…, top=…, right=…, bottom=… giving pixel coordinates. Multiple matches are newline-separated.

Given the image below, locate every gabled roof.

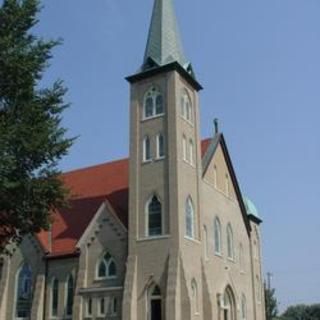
left=37, top=140, right=211, bottom=257
left=202, top=134, right=252, bottom=235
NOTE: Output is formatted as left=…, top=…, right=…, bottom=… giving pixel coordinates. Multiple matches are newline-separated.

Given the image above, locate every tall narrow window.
left=144, top=87, right=164, bottom=119
left=51, top=278, right=59, bottom=317
left=157, top=134, right=165, bottom=159
left=110, top=297, right=118, bottom=315
left=149, top=285, right=162, bottom=320
left=182, top=135, right=187, bottom=161
left=191, top=280, right=199, bottom=314
left=225, top=174, right=230, bottom=196
left=97, top=252, right=117, bottom=279
left=99, top=298, right=106, bottom=316
left=181, top=90, right=193, bottom=123
left=189, top=139, right=194, bottom=165
left=65, top=275, right=74, bottom=317
left=213, top=165, right=218, bottom=188
left=214, top=217, right=222, bottom=254
left=155, top=95, right=164, bottom=115
left=185, top=197, right=195, bottom=239
left=86, top=298, right=92, bottom=317
left=147, top=195, right=162, bottom=236
left=227, top=224, right=234, bottom=260
left=203, top=226, right=208, bottom=260
left=15, top=264, right=32, bottom=318
left=241, top=294, right=247, bottom=320
left=143, top=136, right=151, bottom=162
left=239, top=243, right=244, bottom=272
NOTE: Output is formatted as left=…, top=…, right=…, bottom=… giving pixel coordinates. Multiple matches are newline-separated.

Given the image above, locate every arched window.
left=98, top=297, right=106, bottom=316
left=110, top=297, right=118, bottom=316
left=182, top=135, right=187, bottom=161
left=15, top=263, right=32, bottom=318
left=97, top=252, right=117, bottom=279
left=51, top=278, right=59, bottom=317
left=214, top=217, right=222, bottom=254
left=222, top=286, right=236, bottom=320
left=227, top=224, right=234, bottom=260
left=147, top=195, right=162, bottom=236
left=144, top=87, right=164, bottom=119
left=148, top=285, right=162, bottom=320
left=189, top=139, right=194, bottom=165
left=65, top=274, right=74, bottom=317
left=157, top=133, right=165, bottom=159
left=86, top=297, right=93, bottom=317
left=203, top=225, right=208, bottom=259
left=191, top=279, right=199, bottom=314
left=181, top=90, right=193, bottom=123
left=213, top=165, right=218, bottom=188
left=225, top=173, right=230, bottom=196
left=239, top=243, right=244, bottom=272
left=185, top=197, right=195, bottom=238
left=143, top=136, right=151, bottom=162
left=241, top=294, right=247, bottom=320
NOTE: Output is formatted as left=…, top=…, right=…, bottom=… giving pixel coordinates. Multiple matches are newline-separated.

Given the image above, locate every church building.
left=0, top=0, right=266, bottom=319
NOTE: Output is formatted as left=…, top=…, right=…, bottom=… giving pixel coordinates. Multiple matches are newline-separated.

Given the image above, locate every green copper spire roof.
left=141, top=0, right=193, bottom=75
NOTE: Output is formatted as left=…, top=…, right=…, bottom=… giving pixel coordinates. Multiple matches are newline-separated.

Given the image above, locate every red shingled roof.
left=37, top=139, right=211, bottom=257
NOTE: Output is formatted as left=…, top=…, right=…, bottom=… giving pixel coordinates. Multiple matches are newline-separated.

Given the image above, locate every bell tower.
left=123, top=1, right=204, bottom=319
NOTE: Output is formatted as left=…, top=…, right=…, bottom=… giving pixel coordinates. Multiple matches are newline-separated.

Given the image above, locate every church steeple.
left=141, top=0, right=193, bottom=75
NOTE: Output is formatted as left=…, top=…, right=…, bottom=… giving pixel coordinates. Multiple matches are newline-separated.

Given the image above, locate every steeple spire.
left=141, top=0, right=193, bottom=75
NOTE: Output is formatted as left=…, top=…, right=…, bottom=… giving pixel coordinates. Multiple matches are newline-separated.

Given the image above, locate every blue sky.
left=33, top=0, right=319, bottom=311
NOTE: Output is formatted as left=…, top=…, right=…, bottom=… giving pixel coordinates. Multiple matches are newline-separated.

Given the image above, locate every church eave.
left=126, top=62, right=203, bottom=91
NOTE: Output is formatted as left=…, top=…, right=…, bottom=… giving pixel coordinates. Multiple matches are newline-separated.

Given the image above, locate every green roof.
left=243, top=196, right=260, bottom=219
left=142, top=0, right=193, bottom=75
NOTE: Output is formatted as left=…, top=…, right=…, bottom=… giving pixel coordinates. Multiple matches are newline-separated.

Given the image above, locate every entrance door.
left=151, top=298, right=162, bottom=320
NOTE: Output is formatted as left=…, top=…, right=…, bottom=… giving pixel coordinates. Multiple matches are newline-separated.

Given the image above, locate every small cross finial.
left=214, top=118, right=219, bottom=135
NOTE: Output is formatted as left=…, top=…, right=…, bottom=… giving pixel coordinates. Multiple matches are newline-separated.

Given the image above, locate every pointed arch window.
left=222, top=286, right=236, bottom=320
left=148, top=285, right=162, bottom=320
left=227, top=224, right=234, bottom=260
left=97, top=252, right=117, bottom=279
left=189, top=139, right=194, bottom=165
left=181, top=90, right=193, bottom=123
left=147, top=195, right=162, bottom=236
left=213, top=165, right=218, bottom=188
left=191, top=279, right=199, bottom=314
left=214, top=217, right=222, bottom=255
left=203, top=225, right=209, bottom=260
left=51, top=278, right=59, bottom=317
left=143, top=136, right=151, bottom=162
left=156, top=133, right=165, bottom=159
left=182, top=135, right=187, bottom=161
left=225, top=173, right=230, bottom=196
left=65, top=274, right=74, bottom=317
left=239, top=243, right=245, bottom=272
left=98, top=298, right=106, bottom=317
left=86, top=297, right=93, bottom=317
left=15, top=263, right=32, bottom=319
left=143, top=87, right=164, bottom=119
left=185, top=197, right=195, bottom=239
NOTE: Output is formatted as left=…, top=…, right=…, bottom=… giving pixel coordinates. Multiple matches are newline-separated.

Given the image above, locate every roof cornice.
left=126, top=62, right=203, bottom=91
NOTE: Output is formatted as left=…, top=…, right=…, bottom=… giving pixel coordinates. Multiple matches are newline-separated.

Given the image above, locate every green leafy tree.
left=0, top=0, right=73, bottom=250
left=281, top=304, right=320, bottom=320
left=265, top=281, right=279, bottom=320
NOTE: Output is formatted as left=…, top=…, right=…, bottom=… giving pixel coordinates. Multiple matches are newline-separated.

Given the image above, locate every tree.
left=0, top=0, right=73, bottom=250
left=265, top=281, right=279, bottom=320
left=281, top=304, right=320, bottom=320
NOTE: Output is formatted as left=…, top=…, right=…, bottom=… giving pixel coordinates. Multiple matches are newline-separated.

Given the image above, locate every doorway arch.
left=222, top=286, right=237, bottom=320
